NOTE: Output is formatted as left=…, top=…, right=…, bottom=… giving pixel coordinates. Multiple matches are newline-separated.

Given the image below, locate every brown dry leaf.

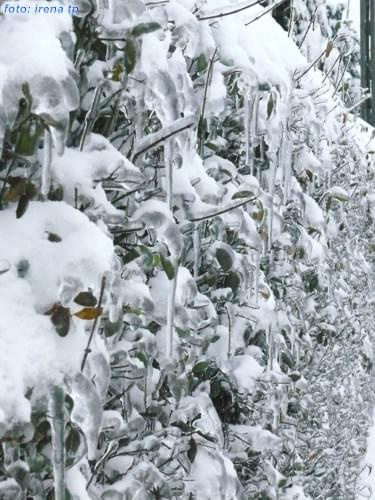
left=325, top=40, right=334, bottom=57
left=74, top=307, right=103, bottom=320
left=5, top=178, right=26, bottom=202
left=259, top=286, right=271, bottom=300
left=112, top=63, right=123, bottom=82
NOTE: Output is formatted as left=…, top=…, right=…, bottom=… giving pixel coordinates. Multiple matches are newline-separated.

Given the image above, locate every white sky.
left=329, top=0, right=360, bottom=32
left=346, top=0, right=360, bottom=32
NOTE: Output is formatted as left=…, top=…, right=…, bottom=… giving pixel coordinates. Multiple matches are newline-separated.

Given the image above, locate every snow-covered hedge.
left=0, top=0, right=374, bottom=498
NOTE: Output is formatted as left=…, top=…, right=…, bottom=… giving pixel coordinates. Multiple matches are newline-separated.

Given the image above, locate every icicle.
left=144, top=357, right=153, bottom=411
left=166, top=267, right=178, bottom=360
left=251, top=94, right=261, bottom=179
left=245, top=94, right=251, bottom=168
left=267, top=324, right=274, bottom=371
left=248, top=266, right=254, bottom=304
left=268, top=155, right=278, bottom=252
left=165, top=138, right=174, bottom=211
left=281, top=126, right=292, bottom=202
left=48, top=385, right=65, bottom=500
left=41, top=127, right=52, bottom=198
left=193, top=222, right=200, bottom=279
left=70, top=373, right=103, bottom=461
left=165, top=137, right=178, bottom=359
left=79, top=84, right=103, bottom=151
left=288, top=0, right=295, bottom=37
left=254, top=250, right=260, bottom=307
left=226, top=303, right=233, bottom=359
left=245, top=92, right=260, bottom=177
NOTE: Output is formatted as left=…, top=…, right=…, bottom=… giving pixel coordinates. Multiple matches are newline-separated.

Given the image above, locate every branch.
left=245, top=0, right=288, bottom=26
left=81, top=276, right=106, bottom=372
left=198, top=48, right=217, bottom=156
left=131, top=116, right=195, bottom=162
left=298, top=5, right=319, bottom=49
left=197, top=0, right=262, bottom=22
left=189, top=197, right=256, bottom=222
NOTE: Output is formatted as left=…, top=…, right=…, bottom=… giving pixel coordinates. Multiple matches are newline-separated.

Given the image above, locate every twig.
left=295, top=38, right=337, bottom=83
left=288, top=0, right=295, bottom=38
left=298, top=5, right=319, bottom=49
left=189, top=197, right=256, bottom=222
left=132, top=117, right=195, bottom=162
left=79, top=85, right=103, bottom=151
left=197, top=0, right=262, bottom=22
left=245, top=0, right=288, bottom=26
left=49, top=385, right=66, bottom=500
left=198, top=48, right=217, bottom=156
left=332, top=57, right=350, bottom=97
left=345, top=94, right=371, bottom=114
left=81, top=276, right=106, bottom=372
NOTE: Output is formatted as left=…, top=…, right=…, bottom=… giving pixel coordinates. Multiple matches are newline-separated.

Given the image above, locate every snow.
left=0, top=3, right=78, bottom=152
left=0, top=201, right=114, bottom=432
left=188, top=446, right=244, bottom=500
left=0, top=0, right=372, bottom=497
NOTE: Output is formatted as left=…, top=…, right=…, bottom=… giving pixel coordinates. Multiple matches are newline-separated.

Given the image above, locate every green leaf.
left=0, top=259, right=11, bottom=275
left=215, top=247, right=233, bottom=272
left=267, top=93, right=274, bottom=119
left=306, top=273, right=319, bottom=293
left=131, top=22, right=162, bottom=37
left=251, top=200, right=264, bottom=222
left=153, top=253, right=162, bottom=267
left=187, top=438, right=197, bottom=463
left=16, top=121, right=43, bottom=156
left=160, top=255, right=175, bottom=280
left=289, top=371, right=301, bottom=382
left=329, top=186, right=350, bottom=202
left=196, top=54, right=208, bottom=73
left=73, top=291, right=97, bottom=307
left=16, top=193, right=29, bottom=219
left=65, top=426, right=82, bottom=455
left=48, top=184, right=64, bottom=201
left=101, top=490, right=123, bottom=500
left=280, top=350, right=294, bottom=370
left=147, top=320, right=161, bottom=334
left=231, top=190, right=255, bottom=200
left=123, top=248, right=140, bottom=264
left=225, top=271, right=241, bottom=293
left=278, top=478, right=289, bottom=488
left=50, top=304, right=70, bottom=337
left=176, top=326, right=190, bottom=338
left=47, top=232, right=62, bottom=243
left=135, top=351, right=148, bottom=367
left=192, top=361, right=210, bottom=379
left=123, top=305, right=142, bottom=315
left=124, top=38, right=137, bottom=74
left=104, top=318, right=123, bottom=337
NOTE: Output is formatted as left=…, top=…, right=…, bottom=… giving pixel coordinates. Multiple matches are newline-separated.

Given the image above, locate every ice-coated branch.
left=198, top=48, right=217, bottom=157
left=81, top=276, right=106, bottom=372
left=298, top=5, right=319, bottom=49
left=244, top=0, right=288, bottom=26
left=41, top=127, right=52, bottom=198
left=189, top=196, right=257, bottom=222
left=131, top=116, right=195, bottom=162
left=79, top=84, right=103, bottom=151
left=197, top=0, right=262, bottom=22
left=49, top=385, right=65, bottom=500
